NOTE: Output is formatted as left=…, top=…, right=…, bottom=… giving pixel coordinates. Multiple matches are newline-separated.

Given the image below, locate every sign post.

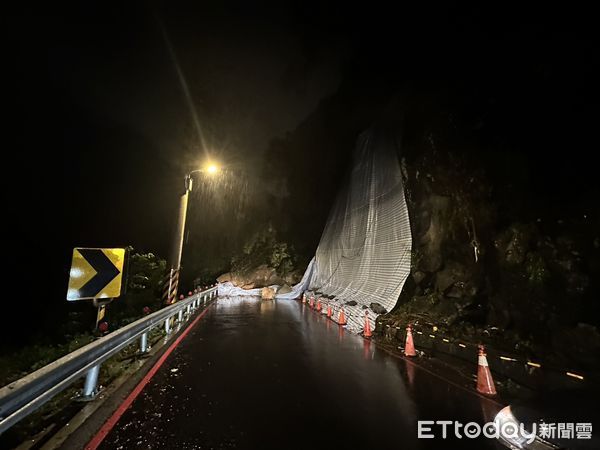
left=93, top=299, right=112, bottom=332
left=67, top=247, right=127, bottom=399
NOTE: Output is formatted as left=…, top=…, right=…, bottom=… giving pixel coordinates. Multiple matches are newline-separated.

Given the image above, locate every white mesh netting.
left=304, top=128, right=412, bottom=332
left=218, top=127, right=412, bottom=333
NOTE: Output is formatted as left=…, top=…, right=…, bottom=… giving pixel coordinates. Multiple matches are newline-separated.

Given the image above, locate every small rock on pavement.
left=261, top=287, right=276, bottom=300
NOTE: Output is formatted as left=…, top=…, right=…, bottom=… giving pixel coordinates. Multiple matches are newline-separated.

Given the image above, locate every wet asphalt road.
left=99, top=297, right=501, bottom=449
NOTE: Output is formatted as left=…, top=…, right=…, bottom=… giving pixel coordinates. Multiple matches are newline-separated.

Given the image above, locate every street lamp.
left=164, top=162, right=221, bottom=304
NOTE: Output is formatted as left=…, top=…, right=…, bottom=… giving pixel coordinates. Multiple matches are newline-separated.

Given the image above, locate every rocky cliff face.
left=392, top=134, right=600, bottom=372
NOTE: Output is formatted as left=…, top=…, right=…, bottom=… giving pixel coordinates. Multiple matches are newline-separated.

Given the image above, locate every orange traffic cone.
left=338, top=307, right=347, bottom=325
left=309, top=296, right=314, bottom=309
left=302, top=293, right=306, bottom=304
left=363, top=311, right=372, bottom=338
left=327, top=304, right=332, bottom=318
left=316, top=298, right=322, bottom=312
left=404, top=324, right=416, bottom=356
left=476, top=345, right=497, bottom=396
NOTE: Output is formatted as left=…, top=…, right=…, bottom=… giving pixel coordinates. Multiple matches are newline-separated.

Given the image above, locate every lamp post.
left=164, top=164, right=220, bottom=304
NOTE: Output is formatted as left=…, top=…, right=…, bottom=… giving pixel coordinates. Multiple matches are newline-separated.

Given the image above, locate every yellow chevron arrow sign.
left=67, top=248, right=126, bottom=301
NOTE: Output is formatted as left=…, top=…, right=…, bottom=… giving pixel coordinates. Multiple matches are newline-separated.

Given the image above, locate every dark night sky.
left=5, top=2, right=598, bottom=341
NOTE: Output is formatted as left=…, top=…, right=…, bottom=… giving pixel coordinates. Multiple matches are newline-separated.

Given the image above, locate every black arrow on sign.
left=78, top=249, right=121, bottom=298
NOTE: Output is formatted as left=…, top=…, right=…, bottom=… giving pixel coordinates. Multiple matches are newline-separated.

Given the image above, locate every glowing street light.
left=165, top=161, right=222, bottom=304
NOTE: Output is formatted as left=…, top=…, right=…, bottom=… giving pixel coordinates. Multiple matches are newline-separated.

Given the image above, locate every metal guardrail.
left=0, top=286, right=218, bottom=435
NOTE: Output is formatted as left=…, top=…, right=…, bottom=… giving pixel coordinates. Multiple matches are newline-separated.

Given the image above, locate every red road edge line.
left=86, top=306, right=212, bottom=450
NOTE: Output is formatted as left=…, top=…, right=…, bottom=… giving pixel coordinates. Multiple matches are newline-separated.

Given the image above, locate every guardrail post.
left=186, top=304, right=191, bottom=315
left=165, top=316, right=171, bottom=334
left=140, top=332, right=148, bottom=353
left=178, top=309, right=183, bottom=323
left=82, top=365, right=100, bottom=399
